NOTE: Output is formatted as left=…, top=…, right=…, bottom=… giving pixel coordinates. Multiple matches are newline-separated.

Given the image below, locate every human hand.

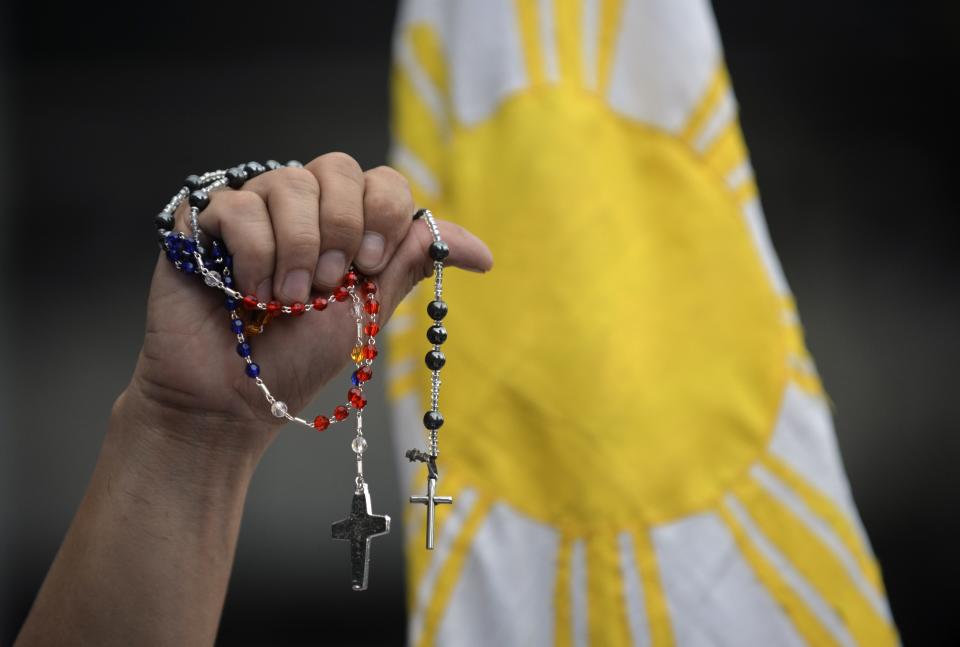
left=119, top=153, right=493, bottom=458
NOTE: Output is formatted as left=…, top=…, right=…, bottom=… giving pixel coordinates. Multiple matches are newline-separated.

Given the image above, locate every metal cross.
left=410, top=476, right=453, bottom=550
left=331, top=483, right=391, bottom=591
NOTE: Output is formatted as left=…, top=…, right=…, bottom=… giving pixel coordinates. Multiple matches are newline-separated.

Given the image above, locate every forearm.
left=16, top=389, right=263, bottom=647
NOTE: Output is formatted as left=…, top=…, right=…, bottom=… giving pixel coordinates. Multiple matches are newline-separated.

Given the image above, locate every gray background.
left=2, top=2, right=957, bottom=645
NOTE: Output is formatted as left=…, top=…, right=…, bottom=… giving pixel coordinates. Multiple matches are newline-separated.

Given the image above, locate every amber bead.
left=350, top=345, right=364, bottom=363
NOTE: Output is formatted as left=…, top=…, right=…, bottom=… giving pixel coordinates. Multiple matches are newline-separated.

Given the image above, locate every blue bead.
left=165, top=232, right=179, bottom=248
left=230, top=319, right=244, bottom=334
left=236, top=342, right=252, bottom=357
left=351, top=371, right=361, bottom=387
left=211, top=241, right=223, bottom=258
left=245, top=363, right=260, bottom=378
left=223, top=255, right=233, bottom=268
left=223, top=276, right=234, bottom=287
left=181, top=261, right=196, bottom=273
left=165, top=249, right=178, bottom=262
left=182, top=239, right=197, bottom=254
left=226, top=298, right=239, bottom=310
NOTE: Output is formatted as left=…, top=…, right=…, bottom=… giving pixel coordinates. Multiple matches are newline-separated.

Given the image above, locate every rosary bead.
left=348, top=387, right=364, bottom=406
left=361, top=280, right=377, bottom=296
left=204, top=271, right=222, bottom=287
left=155, top=212, right=174, bottom=230
left=428, top=240, right=450, bottom=261
left=364, top=299, right=380, bottom=315
left=231, top=319, right=245, bottom=334
left=243, top=295, right=259, bottom=310
left=314, top=415, right=330, bottom=431
left=290, top=302, right=305, bottom=316
left=166, top=249, right=179, bottom=262
left=286, top=160, right=303, bottom=167
left=188, top=190, right=209, bottom=210
left=425, top=350, right=446, bottom=370
left=246, top=363, right=261, bottom=378
left=427, top=300, right=448, bottom=320
left=223, top=275, right=234, bottom=287
left=184, top=174, right=203, bottom=191
left=351, top=436, right=368, bottom=454
left=344, top=271, right=358, bottom=287
left=334, top=405, right=349, bottom=421
left=355, top=365, right=373, bottom=383
left=427, top=325, right=447, bottom=345
left=271, top=400, right=289, bottom=418
left=350, top=345, right=364, bottom=363
left=181, top=261, right=196, bottom=274
left=362, top=345, right=378, bottom=360
left=226, top=167, right=247, bottom=189
left=244, top=161, right=266, bottom=177
left=267, top=300, right=282, bottom=314
left=265, top=159, right=283, bottom=170
left=181, top=239, right=197, bottom=255
left=364, top=322, right=380, bottom=337
left=423, top=411, right=444, bottom=430
left=225, top=297, right=239, bottom=310
left=334, top=287, right=349, bottom=302
left=236, top=342, right=252, bottom=357
left=312, top=296, right=328, bottom=311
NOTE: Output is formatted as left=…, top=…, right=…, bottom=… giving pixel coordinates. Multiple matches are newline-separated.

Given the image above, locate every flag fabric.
left=387, top=1, right=898, bottom=645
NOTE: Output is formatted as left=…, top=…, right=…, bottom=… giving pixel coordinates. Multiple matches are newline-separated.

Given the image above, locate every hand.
left=120, top=153, right=493, bottom=456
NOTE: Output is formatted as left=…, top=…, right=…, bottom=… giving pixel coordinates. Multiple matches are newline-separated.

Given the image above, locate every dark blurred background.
left=1, top=2, right=957, bottom=645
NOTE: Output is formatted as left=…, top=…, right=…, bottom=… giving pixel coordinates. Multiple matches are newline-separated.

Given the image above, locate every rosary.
left=153, top=160, right=452, bottom=590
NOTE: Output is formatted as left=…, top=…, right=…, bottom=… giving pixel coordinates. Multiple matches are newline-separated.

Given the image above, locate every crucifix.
left=331, top=482, right=390, bottom=591
left=407, top=450, right=452, bottom=550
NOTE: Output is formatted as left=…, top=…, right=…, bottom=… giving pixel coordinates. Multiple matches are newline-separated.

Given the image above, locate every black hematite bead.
left=184, top=174, right=202, bottom=191
left=188, top=190, right=210, bottom=210
left=412, top=208, right=428, bottom=220
left=427, top=300, right=448, bottom=320
left=427, top=324, right=447, bottom=345
left=423, top=411, right=444, bottom=430
left=425, top=350, right=446, bottom=370
left=265, top=159, right=283, bottom=170
left=226, top=167, right=247, bottom=189
left=428, top=240, right=450, bottom=261
left=154, top=212, right=175, bottom=230
left=244, top=161, right=266, bottom=177
left=286, top=160, right=303, bottom=168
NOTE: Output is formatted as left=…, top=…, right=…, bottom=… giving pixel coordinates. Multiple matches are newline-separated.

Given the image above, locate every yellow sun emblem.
left=387, top=2, right=896, bottom=646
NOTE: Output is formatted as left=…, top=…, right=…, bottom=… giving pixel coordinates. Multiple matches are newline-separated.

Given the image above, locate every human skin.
left=14, top=153, right=494, bottom=646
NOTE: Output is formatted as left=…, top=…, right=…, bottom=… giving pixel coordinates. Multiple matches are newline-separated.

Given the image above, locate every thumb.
left=377, top=218, right=493, bottom=320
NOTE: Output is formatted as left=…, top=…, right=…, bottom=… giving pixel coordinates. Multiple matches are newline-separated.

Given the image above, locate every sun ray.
left=701, top=119, right=750, bottom=180
left=516, top=0, right=548, bottom=86
left=719, top=503, right=848, bottom=647
left=680, top=65, right=730, bottom=145
left=631, top=525, right=675, bottom=647
left=570, top=538, right=589, bottom=647
left=730, top=480, right=898, bottom=646
left=389, top=142, right=442, bottom=203
left=595, top=0, right=625, bottom=95
left=553, top=533, right=575, bottom=647
left=586, top=531, right=632, bottom=645
left=618, top=532, right=652, bottom=647
left=553, top=0, right=584, bottom=86
left=749, top=463, right=888, bottom=603
left=391, top=66, right=446, bottom=187
left=410, top=491, right=491, bottom=647
left=761, top=453, right=884, bottom=592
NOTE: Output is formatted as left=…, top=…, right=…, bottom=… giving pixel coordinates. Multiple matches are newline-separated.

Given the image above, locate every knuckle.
left=324, top=211, right=363, bottom=241
left=318, top=151, right=364, bottom=185
left=221, top=190, right=265, bottom=218
left=284, top=229, right=321, bottom=257
left=365, top=189, right=411, bottom=223
left=272, top=166, right=320, bottom=196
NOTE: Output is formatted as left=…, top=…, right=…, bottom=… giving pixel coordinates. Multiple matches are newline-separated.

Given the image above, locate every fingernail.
left=256, top=279, right=273, bottom=301
left=315, top=250, right=346, bottom=286
left=280, top=269, right=311, bottom=301
left=355, top=232, right=385, bottom=269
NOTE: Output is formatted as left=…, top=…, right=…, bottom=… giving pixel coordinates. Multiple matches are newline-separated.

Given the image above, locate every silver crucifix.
left=410, top=475, right=453, bottom=550
left=331, top=482, right=390, bottom=591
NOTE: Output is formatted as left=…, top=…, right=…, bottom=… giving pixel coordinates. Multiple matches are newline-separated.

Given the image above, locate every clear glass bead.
left=270, top=400, right=288, bottom=418
left=204, top=271, right=222, bottom=287
left=351, top=436, right=368, bottom=454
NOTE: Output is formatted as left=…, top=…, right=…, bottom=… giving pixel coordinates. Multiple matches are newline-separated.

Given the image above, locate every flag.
left=387, top=1, right=898, bottom=645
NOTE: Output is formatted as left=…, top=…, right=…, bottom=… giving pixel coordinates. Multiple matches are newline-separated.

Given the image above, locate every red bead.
left=364, top=322, right=380, bottom=337
left=267, top=300, right=281, bottom=314
left=312, top=296, right=328, bottom=311
left=343, top=271, right=358, bottom=287
left=313, top=415, right=329, bottom=431
left=333, top=405, right=349, bottom=421
left=348, top=387, right=363, bottom=406
left=361, top=280, right=377, bottom=296
left=356, top=365, right=373, bottom=383
left=242, top=295, right=259, bottom=310
left=290, top=302, right=305, bottom=316
left=364, top=299, right=380, bottom=314
left=334, top=287, right=349, bottom=302
left=362, top=345, right=378, bottom=360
